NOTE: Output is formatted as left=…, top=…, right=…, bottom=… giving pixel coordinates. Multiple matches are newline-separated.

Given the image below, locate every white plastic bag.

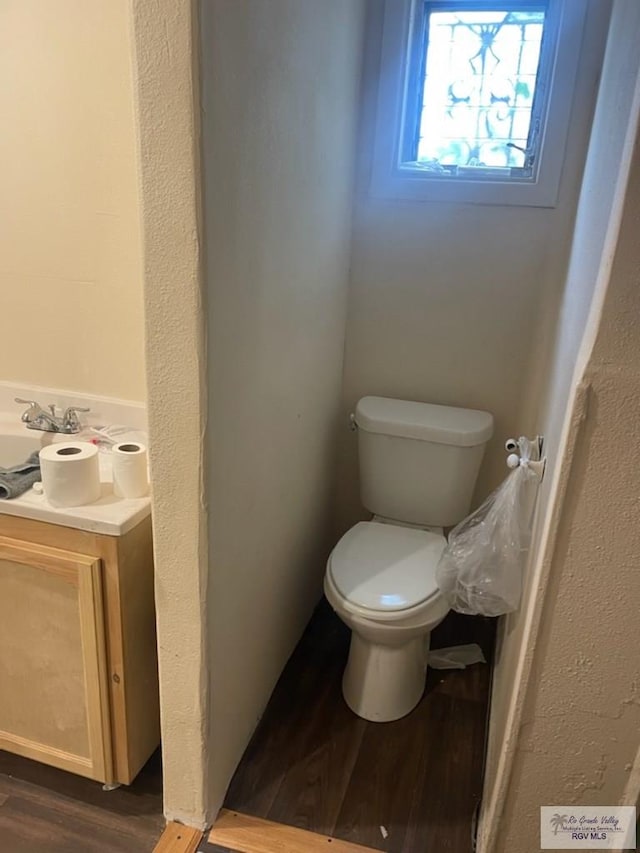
left=436, top=437, right=540, bottom=617
left=428, top=644, right=486, bottom=670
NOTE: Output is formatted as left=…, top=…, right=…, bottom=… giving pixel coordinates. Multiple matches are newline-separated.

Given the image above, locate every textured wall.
left=491, top=130, right=640, bottom=852
left=484, top=0, right=633, bottom=808
left=480, top=2, right=640, bottom=848
left=130, top=0, right=209, bottom=829
left=200, top=0, right=365, bottom=817
left=0, top=1, right=145, bottom=400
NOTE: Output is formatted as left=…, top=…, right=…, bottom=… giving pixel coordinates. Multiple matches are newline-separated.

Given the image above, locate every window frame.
left=370, top=0, right=588, bottom=207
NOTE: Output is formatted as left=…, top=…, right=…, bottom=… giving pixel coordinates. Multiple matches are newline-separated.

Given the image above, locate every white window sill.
left=371, top=165, right=562, bottom=208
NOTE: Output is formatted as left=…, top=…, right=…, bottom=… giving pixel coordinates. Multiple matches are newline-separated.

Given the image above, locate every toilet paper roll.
left=112, top=442, right=149, bottom=498
left=40, top=442, right=101, bottom=508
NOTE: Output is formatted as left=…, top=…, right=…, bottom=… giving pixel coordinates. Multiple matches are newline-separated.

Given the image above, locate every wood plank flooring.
left=208, top=810, right=381, bottom=853
left=153, top=821, right=202, bottom=852
left=0, top=748, right=164, bottom=852
left=0, top=604, right=494, bottom=853
left=215, top=599, right=495, bottom=853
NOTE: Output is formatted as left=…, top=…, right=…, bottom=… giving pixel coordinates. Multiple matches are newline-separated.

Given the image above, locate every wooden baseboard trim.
left=154, top=821, right=203, bottom=853
left=208, top=809, right=380, bottom=853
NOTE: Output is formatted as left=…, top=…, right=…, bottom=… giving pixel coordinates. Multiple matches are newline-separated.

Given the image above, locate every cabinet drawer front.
left=0, top=538, right=112, bottom=783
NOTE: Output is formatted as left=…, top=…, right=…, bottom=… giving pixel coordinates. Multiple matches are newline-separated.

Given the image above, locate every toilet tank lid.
left=355, top=397, right=494, bottom=446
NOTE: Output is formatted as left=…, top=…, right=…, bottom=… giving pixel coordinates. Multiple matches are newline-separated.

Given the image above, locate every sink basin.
left=0, top=427, right=51, bottom=469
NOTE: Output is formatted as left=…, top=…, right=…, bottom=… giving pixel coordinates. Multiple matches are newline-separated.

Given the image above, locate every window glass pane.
left=415, top=4, right=546, bottom=171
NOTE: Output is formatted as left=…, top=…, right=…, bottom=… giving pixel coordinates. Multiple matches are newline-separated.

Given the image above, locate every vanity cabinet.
left=0, top=515, right=159, bottom=786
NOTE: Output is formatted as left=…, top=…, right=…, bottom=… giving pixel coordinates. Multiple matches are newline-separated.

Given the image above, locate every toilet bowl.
left=324, top=520, right=450, bottom=722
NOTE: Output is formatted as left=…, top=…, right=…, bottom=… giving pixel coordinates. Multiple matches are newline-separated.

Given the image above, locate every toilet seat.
left=328, top=521, right=445, bottom=615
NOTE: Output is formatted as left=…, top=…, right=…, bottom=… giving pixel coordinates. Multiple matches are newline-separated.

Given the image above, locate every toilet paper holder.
left=505, top=436, right=546, bottom=481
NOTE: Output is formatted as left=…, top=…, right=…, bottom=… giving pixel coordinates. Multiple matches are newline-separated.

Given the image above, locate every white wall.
left=489, top=101, right=640, bottom=853
left=480, top=2, right=640, bottom=848
left=129, top=0, right=209, bottom=828
left=336, top=0, right=611, bottom=533
left=200, top=0, right=365, bottom=816
left=0, top=1, right=146, bottom=401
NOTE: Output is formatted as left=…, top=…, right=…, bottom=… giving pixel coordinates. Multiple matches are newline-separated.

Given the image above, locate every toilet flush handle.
left=349, top=413, right=358, bottom=432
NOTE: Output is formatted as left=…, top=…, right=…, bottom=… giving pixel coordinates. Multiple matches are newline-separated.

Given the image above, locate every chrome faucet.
left=15, top=398, right=90, bottom=434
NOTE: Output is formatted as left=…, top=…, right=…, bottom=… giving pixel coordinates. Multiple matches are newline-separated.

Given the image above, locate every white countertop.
left=0, top=414, right=151, bottom=537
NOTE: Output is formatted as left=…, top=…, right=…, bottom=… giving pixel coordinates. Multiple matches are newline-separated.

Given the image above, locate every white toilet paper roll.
left=112, top=442, right=149, bottom=498
left=40, top=442, right=101, bottom=507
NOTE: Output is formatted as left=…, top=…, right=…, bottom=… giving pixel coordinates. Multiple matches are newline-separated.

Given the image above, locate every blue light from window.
left=416, top=6, right=546, bottom=170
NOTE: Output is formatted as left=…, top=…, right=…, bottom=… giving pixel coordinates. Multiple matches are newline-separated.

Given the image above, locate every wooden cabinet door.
left=0, top=537, right=112, bottom=783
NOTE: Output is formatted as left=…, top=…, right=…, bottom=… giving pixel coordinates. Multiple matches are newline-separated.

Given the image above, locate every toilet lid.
left=328, top=521, right=445, bottom=613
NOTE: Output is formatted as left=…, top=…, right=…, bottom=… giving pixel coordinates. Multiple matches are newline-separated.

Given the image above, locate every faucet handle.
left=15, top=398, right=43, bottom=422
left=62, top=406, right=90, bottom=430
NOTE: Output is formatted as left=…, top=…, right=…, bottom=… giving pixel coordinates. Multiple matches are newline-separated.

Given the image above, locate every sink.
left=0, top=426, right=51, bottom=469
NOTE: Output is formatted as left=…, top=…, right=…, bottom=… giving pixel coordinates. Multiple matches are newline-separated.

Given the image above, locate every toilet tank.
left=355, top=397, right=494, bottom=527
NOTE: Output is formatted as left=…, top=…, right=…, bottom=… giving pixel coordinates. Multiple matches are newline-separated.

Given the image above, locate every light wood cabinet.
left=0, top=515, right=159, bottom=786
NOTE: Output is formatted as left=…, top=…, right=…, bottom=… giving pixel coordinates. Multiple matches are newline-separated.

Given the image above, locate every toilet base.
left=342, top=631, right=430, bottom=722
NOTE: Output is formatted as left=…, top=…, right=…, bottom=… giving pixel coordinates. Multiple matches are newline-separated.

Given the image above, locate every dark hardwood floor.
left=0, top=749, right=164, bottom=852
left=216, top=599, right=495, bottom=853
left=0, top=604, right=494, bottom=853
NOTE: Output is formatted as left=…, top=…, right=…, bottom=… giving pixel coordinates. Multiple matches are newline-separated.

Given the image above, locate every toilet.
left=324, top=396, right=493, bottom=722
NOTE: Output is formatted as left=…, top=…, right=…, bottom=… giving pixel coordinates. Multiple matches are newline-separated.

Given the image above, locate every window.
left=407, top=4, right=547, bottom=173
left=371, top=0, right=588, bottom=206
